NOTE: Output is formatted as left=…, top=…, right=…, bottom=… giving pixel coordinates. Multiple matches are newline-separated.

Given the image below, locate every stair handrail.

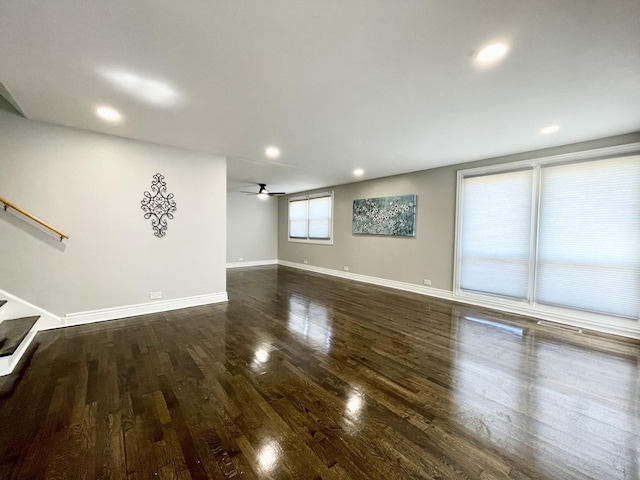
left=0, top=195, right=69, bottom=241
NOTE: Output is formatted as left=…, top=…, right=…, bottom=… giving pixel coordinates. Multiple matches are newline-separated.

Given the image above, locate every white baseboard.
left=452, top=291, right=640, bottom=339
left=0, top=291, right=62, bottom=375
left=63, top=292, right=228, bottom=327
left=0, top=287, right=61, bottom=323
left=277, top=260, right=453, bottom=299
left=0, top=291, right=228, bottom=376
left=277, top=260, right=640, bottom=339
left=227, top=259, right=278, bottom=269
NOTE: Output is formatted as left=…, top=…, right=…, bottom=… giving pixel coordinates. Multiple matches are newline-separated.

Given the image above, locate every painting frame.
left=352, top=194, right=417, bottom=237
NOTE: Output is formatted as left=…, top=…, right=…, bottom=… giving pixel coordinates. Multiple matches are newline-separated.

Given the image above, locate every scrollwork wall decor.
left=141, top=173, right=177, bottom=237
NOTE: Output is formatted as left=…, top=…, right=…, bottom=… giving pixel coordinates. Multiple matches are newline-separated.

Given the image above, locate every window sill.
left=288, top=238, right=334, bottom=245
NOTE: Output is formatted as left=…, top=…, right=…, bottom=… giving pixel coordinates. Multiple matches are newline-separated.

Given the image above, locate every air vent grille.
left=536, top=321, right=582, bottom=334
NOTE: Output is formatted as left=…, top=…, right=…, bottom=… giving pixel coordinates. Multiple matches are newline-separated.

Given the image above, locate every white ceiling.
left=1, top=1, right=639, bottom=195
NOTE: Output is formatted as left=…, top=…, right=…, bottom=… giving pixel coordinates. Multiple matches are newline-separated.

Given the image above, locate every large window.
left=456, top=147, right=640, bottom=321
left=459, top=169, right=534, bottom=300
left=288, top=192, right=333, bottom=244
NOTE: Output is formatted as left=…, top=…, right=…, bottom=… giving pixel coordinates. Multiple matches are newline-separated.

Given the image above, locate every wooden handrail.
left=0, top=195, right=69, bottom=241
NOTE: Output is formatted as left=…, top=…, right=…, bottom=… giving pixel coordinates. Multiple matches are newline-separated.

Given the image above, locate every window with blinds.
left=536, top=157, right=640, bottom=318
left=289, top=200, right=308, bottom=238
left=308, top=196, right=331, bottom=239
left=456, top=152, right=640, bottom=320
left=288, top=192, right=333, bottom=243
left=459, top=169, right=533, bottom=300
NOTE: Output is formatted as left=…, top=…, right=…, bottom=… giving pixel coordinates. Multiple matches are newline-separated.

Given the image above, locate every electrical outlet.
left=239, top=257, right=244, bottom=261
left=423, top=279, right=432, bottom=286
left=150, top=291, right=162, bottom=299
left=303, top=259, right=308, bottom=264
left=343, top=266, right=349, bottom=271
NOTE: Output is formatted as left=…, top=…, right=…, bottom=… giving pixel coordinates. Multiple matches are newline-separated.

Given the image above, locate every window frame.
left=287, top=191, right=334, bottom=245
left=454, top=142, right=640, bottom=324
left=457, top=167, right=537, bottom=302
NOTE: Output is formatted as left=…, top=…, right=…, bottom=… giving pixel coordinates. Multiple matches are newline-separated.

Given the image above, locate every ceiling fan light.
left=240, top=183, right=285, bottom=197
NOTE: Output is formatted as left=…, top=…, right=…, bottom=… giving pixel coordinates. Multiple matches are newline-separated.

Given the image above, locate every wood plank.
left=0, top=265, right=638, bottom=479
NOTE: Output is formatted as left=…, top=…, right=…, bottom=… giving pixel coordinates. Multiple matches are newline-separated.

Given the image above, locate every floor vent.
left=536, top=320, right=582, bottom=334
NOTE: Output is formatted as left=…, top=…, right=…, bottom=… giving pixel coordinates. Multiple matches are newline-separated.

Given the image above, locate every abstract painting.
left=352, top=194, right=417, bottom=236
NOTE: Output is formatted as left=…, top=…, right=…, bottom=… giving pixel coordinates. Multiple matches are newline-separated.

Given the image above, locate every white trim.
left=453, top=143, right=640, bottom=334
left=453, top=291, right=640, bottom=339
left=0, top=287, right=61, bottom=322
left=0, top=290, right=63, bottom=375
left=287, top=238, right=334, bottom=245
left=0, top=330, right=37, bottom=376
left=452, top=170, right=463, bottom=296
left=0, top=291, right=228, bottom=375
left=458, top=142, right=640, bottom=177
left=277, top=260, right=453, bottom=300
left=287, top=191, right=334, bottom=244
left=528, top=166, right=542, bottom=303
left=277, top=260, right=640, bottom=339
left=63, top=292, right=228, bottom=327
left=227, top=259, right=278, bottom=269
left=289, top=191, right=333, bottom=201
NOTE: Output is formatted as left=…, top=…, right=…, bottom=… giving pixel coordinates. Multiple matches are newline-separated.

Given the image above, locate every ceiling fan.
left=241, top=183, right=286, bottom=198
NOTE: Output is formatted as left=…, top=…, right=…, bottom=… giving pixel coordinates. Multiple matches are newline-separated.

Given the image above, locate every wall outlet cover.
left=150, top=292, right=162, bottom=299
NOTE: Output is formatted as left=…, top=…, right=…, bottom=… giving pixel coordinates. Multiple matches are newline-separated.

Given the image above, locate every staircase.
left=0, top=294, right=60, bottom=376
left=0, top=315, right=39, bottom=356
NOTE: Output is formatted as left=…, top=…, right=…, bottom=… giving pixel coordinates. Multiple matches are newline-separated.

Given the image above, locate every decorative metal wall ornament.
left=141, top=173, right=177, bottom=237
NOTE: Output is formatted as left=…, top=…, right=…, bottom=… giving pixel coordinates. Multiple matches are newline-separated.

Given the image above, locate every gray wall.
left=0, top=106, right=227, bottom=315
left=227, top=191, right=278, bottom=263
left=278, top=132, right=640, bottom=291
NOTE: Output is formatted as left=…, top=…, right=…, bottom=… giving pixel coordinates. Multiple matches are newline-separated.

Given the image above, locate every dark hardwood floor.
left=0, top=265, right=638, bottom=479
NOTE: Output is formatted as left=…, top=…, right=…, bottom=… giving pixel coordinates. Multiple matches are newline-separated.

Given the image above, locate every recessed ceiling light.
left=540, top=125, right=560, bottom=134
left=265, top=146, right=280, bottom=159
left=353, top=168, right=364, bottom=176
left=96, top=106, right=122, bottom=123
left=475, top=43, right=509, bottom=63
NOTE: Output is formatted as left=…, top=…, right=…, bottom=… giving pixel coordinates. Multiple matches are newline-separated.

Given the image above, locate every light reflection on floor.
left=339, top=386, right=366, bottom=433
left=251, top=344, right=271, bottom=371
left=287, top=293, right=333, bottom=353
left=451, top=307, right=639, bottom=480
left=256, top=439, right=281, bottom=473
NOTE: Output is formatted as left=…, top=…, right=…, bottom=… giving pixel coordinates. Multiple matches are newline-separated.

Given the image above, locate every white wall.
left=0, top=106, right=227, bottom=316
left=227, top=191, right=278, bottom=264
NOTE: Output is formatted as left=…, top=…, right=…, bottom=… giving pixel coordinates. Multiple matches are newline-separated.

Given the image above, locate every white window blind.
left=536, top=157, right=640, bottom=318
left=288, top=193, right=333, bottom=242
left=308, top=196, right=331, bottom=239
left=459, top=169, right=533, bottom=299
left=289, top=200, right=308, bottom=238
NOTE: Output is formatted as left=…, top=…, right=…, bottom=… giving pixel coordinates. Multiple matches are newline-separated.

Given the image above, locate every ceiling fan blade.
left=239, top=183, right=286, bottom=196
